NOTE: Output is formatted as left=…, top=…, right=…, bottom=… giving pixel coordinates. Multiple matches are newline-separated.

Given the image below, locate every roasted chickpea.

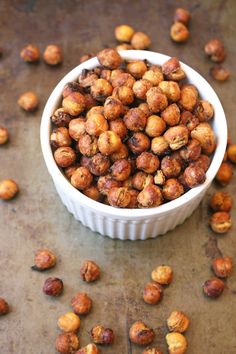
left=143, top=282, right=163, bottom=305
left=76, top=343, right=99, bottom=354
left=194, top=100, right=214, bottom=122
left=127, top=189, right=139, bottom=208
left=98, top=130, right=122, bottom=155
left=166, top=332, right=187, bottom=354
left=43, top=44, right=63, bottom=65
left=71, top=167, right=93, bottom=190
left=227, top=144, right=236, bottom=163
left=128, top=133, right=150, bottom=154
left=210, top=64, right=230, bottom=81
left=0, top=126, right=9, bottom=145
left=100, top=69, right=111, bottom=81
left=138, top=185, right=163, bottom=207
left=170, top=22, right=189, bottom=42
left=0, top=179, right=19, bottom=200
left=126, top=60, right=148, bottom=79
left=17, top=91, right=39, bottom=112
left=138, top=102, right=152, bottom=117
left=97, top=48, right=122, bottom=69
left=58, top=312, right=80, bottom=333
left=178, top=84, right=198, bottom=112
left=174, top=8, right=191, bottom=25
left=143, top=68, right=164, bottom=86
left=203, top=278, right=225, bottom=298
left=111, top=159, right=131, bottom=181
left=88, top=153, right=110, bottom=176
left=146, top=87, right=168, bottom=113
left=54, top=147, right=76, bottom=168
left=91, top=78, right=113, bottom=102
left=158, top=81, right=180, bottom=102
left=132, top=172, right=154, bottom=190
left=180, top=111, right=199, bottom=131
left=71, top=292, right=92, bottom=315
left=78, top=134, right=98, bottom=157
left=184, top=165, right=206, bottom=188
left=20, top=44, right=40, bottom=62
left=133, top=79, right=153, bottom=100
left=32, top=249, right=57, bottom=271
left=112, top=86, right=134, bottom=105
left=50, top=127, right=71, bottom=148
left=62, top=92, right=86, bottom=116
left=210, top=211, right=232, bottom=234
left=78, top=69, right=98, bottom=88
left=131, top=31, right=151, bottom=49
left=161, top=104, right=180, bottom=126
left=162, top=57, right=186, bottom=81
left=90, top=325, right=114, bottom=345
left=109, top=119, right=127, bottom=140
left=151, top=265, right=173, bottom=285
left=79, top=53, right=95, bottom=63
left=104, top=96, right=123, bottom=120
left=124, top=108, right=147, bottom=131
left=163, top=178, right=184, bottom=200
left=87, top=106, right=104, bottom=118
left=167, top=311, right=190, bottom=333
left=212, top=256, right=233, bottom=278
left=191, top=154, right=210, bottom=172
left=115, top=24, right=135, bottom=42
left=0, top=298, right=9, bottom=315
left=80, top=260, right=100, bottom=282
left=69, top=118, right=86, bottom=141
left=161, top=156, right=182, bottom=178
left=116, top=43, right=134, bottom=50
left=151, top=136, right=169, bottom=155
left=204, top=38, right=226, bottom=63
left=154, top=170, right=166, bottom=186
left=142, top=348, right=163, bottom=354
left=210, top=191, right=233, bottom=212
left=107, top=187, right=131, bottom=207
left=111, top=72, right=136, bottom=88
left=179, top=139, right=201, bottom=162
left=52, top=108, right=72, bottom=127
left=145, top=115, right=166, bottom=137
left=64, top=164, right=79, bottom=179
left=129, top=321, right=155, bottom=345
left=62, top=82, right=82, bottom=98
left=164, top=125, right=189, bottom=150
left=43, top=277, right=63, bottom=297
left=136, top=152, right=160, bottom=174
left=97, top=175, right=122, bottom=195
left=83, top=184, right=102, bottom=201
left=215, top=162, right=233, bottom=186
left=85, top=113, right=108, bottom=136
left=55, top=332, right=79, bottom=354
left=110, top=144, right=129, bottom=162
left=82, top=93, right=96, bottom=110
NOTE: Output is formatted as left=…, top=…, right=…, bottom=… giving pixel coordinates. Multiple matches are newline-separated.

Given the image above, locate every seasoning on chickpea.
left=204, top=39, right=226, bottom=63
left=215, top=162, right=233, bottom=185
left=128, top=132, right=150, bottom=155
left=151, top=265, right=173, bottom=285
left=126, top=60, right=148, bottom=79
left=162, top=57, right=186, bottom=81
left=180, top=111, right=199, bottom=132
left=143, top=282, right=163, bottom=305
left=98, top=130, right=122, bottom=155
left=55, top=332, right=79, bottom=354
left=161, top=104, right=180, bottom=127
left=20, top=44, right=40, bottom=62
left=62, top=92, right=86, bottom=116
left=210, top=65, right=230, bottom=81
left=166, top=332, right=187, bottom=354
left=108, top=187, right=131, bottom=207
left=191, top=122, right=216, bottom=155
left=54, top=146, right=76, bottom=168
left=174, top=8, right=191, bottom=25
left=210, top=192, right=233, bottom=212
left=71, top=167, right=93, bottom=190
left=124, top=108, right=147, bottom=131
left=145, top=115, right=166, bottom=137
left=137, top=185, right=163, bottom=208
left=127, top=189, right=139, bottom=208
left=62, top=82, right=82, bottom=98
left=164, top=125, right=189, bottom=150
left=97, top=48, right=122, bottom=69
left=131, top=31, right=151, bottom=49
left=129, top=321, right=155, bottom=345
left=146, top=87, right=168, bottom=113
left=0, top=126, right=9, bottom=145
left=154, top=170, right=166, bottom=186
left=158, top=80, right=181, bottom=102
left=143, top=67, right=164, bottom=86
left=191, top=154, right=210, bottom=172
left=210, top=211, right=232, bottom=234
left=112, top=85, right=134, bottom=105
left=52, top=108, right=72, bottom=127
left=179, top=84, right=198, bottom=112
left=43, top=44, right=63, bottom=65
left=50, top=127, right=72, bottom=148
left=71, top=292, right=92, bottom=315
left=17, top=91, right=39, bottom=112
left=78, top=134, right=98, bottom=157
left=79, top=69, right=98, bottom=88
left=80, top=260, right=100, bottom=282
left=83, top=184, right=102, bottom=202
left=91, top=78, right=113, bottom=102
left=115, top=24, right=135, bottom=42
left=69, top=118, right=86, bottom=141
left=170, top=22, right=189, bottom=42
left=111, top=72, right=136, bottom=88
left=104, top=96, right=123, bottom=120
left=163, top=178, right=184, bottom=200
left=88, top=153, right=110, bottom=176
left=167, top=311, right=190, bottom=333
left=179, top=139, right=201, bottom=162
left=109, top=119, right=127, bottom=140
left=136, top=152, right=160, bottom=174
left=151, top=136, right=169, bottom=155
left=111, top=159, right=131, bottom=181
left=194, top=100, right=214, bottom=122
left=97, top=175, right=122, bottom=195
left=85, top=113, right=108, bottom=136
left=0, top=179, right=19, bottom=200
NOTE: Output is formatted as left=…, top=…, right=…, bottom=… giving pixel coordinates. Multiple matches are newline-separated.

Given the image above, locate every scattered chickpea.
left=227, top=144, right=236, bottom=163
left=32, top=249, right=57, bottom=271
left=142, top=348, right=163, bottom=354
left=166, top=332, right=187, bottom=354
left=20, top=44, right=40, bottom=62
left=210, top=65, right=230, bottom=81
left=97, top=48, right=122, bottom=69
left=210, top=211, right=232, bottom=234
left=17, top=91, right=39, bottom=112
left=76, top=343, right=99, bottom=354
left=80, top=260, right=100, bottom=282
left=167, top=311, right=190, bottom=333
left=143, top=282, right=163, bottom=305
left=43, top=44, right=63, bottom=65
left=212, top=256, right=233, bottom=278
left=215, top=162, right=233, bottom=186
left=52, top=108, right=72, bottom=127
left=0, top=179, right=19, bottom=200
left=50, top=127, right=72, bottom=148
left=79, top=53, right=94, bottom=63
left=54, top=146, right=76, bottom=168
left=145, top=115, right=166, bottom=137
left=170, top=22, right=189, bottom=42
left=204, top=39, right=226, bottom=63
left=210, top=191, right=233, bottom=212
left=43, top=277, right=63, bottom=296
left=137, top=185, right=163, bottom=208
left=55, top=332, right=79, bottom=354
left=174, top=8, right=191, bottom=25
left=131, top=31, right=151, bottom=49
left=62, top=92, right=86, bottom=116
left=71, top=292, right=92, bottom=315
left=129, top=321, right=155, bottom=345
left=115, top=24, right=135, bottom=42
left=203, top=278, right=225, bottom=298
left=126, top=60, right=148, bottom=79
left=108, top=187, right=131, bottom=207
left=0, top=298, right=9, bottom=315
left=71, top=167, right=93, bottom=190
left=151, top=265, right=173, bottom=285
left=62, top=82, right=82, bottom=98
left=58, top=312, right=80, bottom=333
left=90, top=325, right=114, bottom=345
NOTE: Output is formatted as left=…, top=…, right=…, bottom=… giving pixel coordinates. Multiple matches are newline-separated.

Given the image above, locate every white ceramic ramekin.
left=40, top=50, right=227, bottom=240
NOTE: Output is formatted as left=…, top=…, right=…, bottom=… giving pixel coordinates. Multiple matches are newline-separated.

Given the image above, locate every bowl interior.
left=40, top=50, right=227, bottom=219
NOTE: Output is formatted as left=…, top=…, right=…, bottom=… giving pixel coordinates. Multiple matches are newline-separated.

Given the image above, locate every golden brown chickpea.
left=109, top=119, right=127, bottom=140
left=170, top=22, right=189, bottom=42
left=115, top=24, right=135, bottom=42
left=71, top=292, right=92, bottom=315
left=110, top=68, right=124, bottom=81
left=55, top=332, right=79, bottom=354
left=97, top=48, right=122, bottom=69
left=76, top=343, right=99, bottom=354
left=78, top=134, right=98, bottom=157
left=145, top=115, right=166, bottom=137
left=107, top=187, right=131, bottom=207
left=85, top=113, right=108, bottom=136
left=184, top=165, right=206, bottom=188
left=191, top=123, right=216, bottom=155
left=142, top=348, right=163, bottom=354
left=210, top=64, right=230, bottom=81
left=138, top=102, right=152, bottom=117
left=78, top=69, right=98, bottom=88
left=178, top=84, right=198, bottom=112
left=146, top=87, right=168, bottom=113
left=111, top=72, right=136, bottom=88
left=97, top=175, right=122, bottom=195
left=50, top=127, right=72, bottom=148
left=64, top=164, right=79, bottom=179
left=194, top=100, right=214, bottom=122
left=87, top=106, right=104, bottom=118
left=131, top=32, right=151, bottom=49
left=143, top=68, right=164, bottom=86
left=91, top=78, right=113, bottom=102
left=84, top=93, right=97, bottom=110
left=98, top=130, right=122, bottom=155
left=104, top=96, right=123, bottom=120
left=69, top=118, right=86, bottom=141
left=80, top=260, right=100, bottom=282
left=161, top=104, right=180, bottom=126
left=116, top=43, right=134, bottom=51
left=111, top=159, right=131, bottom=181
left=71, top=167, right=93, bottom=190
left=151, top=136, right=169, bottom=155
left=212, top=256, right=233, bottom=278
left=227, top=144, right=236, bottom=163
left=127, top=189, right=139, bottom=208
left=62, top=92, right=86, bottom=116
left=154, top=170, right=166, bottom=186
left=128, top=133, right=150, bottom=154
left=83, top=184, right=102, bottom=202
left=54, top=147, right=76, bottom=168
left=79, top=53, right=95, bottom=63
left=210, top=211, right=232, bottom=234
left=167, top=311, right=190, bottom=333
left=151, top=265, right=173, bottom=285
left=126, top=60, right=148, bottom=79
left=143, top=282, right=163, bottom=305
left=164, top=125, right=189, bottom=150
left=110, top=144, right=128, bottom=162
left=132, top=172, right=154, bottom=190
left=174, top=8, right=191, bottom=25
left=124, top=108, right=147, bottom=131
left=129, top=321, right=155, bottom=345
left=17, top=91, right=39, bottom=112
left=20, top=44, right=40, bottom=62
left=100, top=69, right=112, bottom=81
left=0, top=298, right=9, bottom=315
left=166, top=332, right=187, bottom=354
left=133, top=79, right=153, bottom=100
left=161, top=156, right=182, bottom=178
left=179, top=139, right=201, bottom=162
left=138, top=185, right=163, bottom=207
left=43, top=44, right=63, bottom=65
left=163, top=178, right=184, bottom=200
left=32, top=249, right=57, bottom=271
left=162, top=57, right=186, bottom=81
left=158, top=81, right=180, bottom=102
left=0, top=179, right=19, bottom=200
left=0, top=126, right=9, bottom=145
left=190, top=154, right=210, bottom=172
left=215, top=162, right=233, bottom=185
left=90, top=325, right=114, bottom=345
left=204, top=38, right=226, bottom=63
left=210, top=192, right=233, bottom=212
left=112, top=86, right=134, bottom=105
left=136, top=152, right=160, bottom=174
left=62, top=82, right=82, bottom=98
left=52, top=108, right=72, bottom=127
left=58, top=312, right=81, bottom=333
left=180, top=111, right=199, bottom=131
left=88, top=153, right=110, bottom=176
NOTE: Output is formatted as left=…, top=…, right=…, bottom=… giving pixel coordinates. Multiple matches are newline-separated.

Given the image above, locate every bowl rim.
left=40, top=50, right=227, bottom=220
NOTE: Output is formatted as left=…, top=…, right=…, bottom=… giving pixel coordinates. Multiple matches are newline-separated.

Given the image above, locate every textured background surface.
left=0, top=0, right=235, bottom=353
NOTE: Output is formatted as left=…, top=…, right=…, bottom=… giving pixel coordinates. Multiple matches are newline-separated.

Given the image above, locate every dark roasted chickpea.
left=43, top=44, right=63, bottom=65
left=79, top=53, right=95, bottom=63
left=85, top=113, right=108, bottom=136
left=132, top=172, right=154, bottom=191
left=69, top=118, right=86, bottom=141
left=151, top=136, right=169, bottom=155
left=17, top=91, right=39, bottom=112
left=97, top=48, right=122, bottom=69
left=111, top=144, right=128, bottom=162
left=52, top=108, right=72, bottom=127
left=142, top=348, right=163, bottom=354
left=210, top=192, right=233, bottom=212
left=0, top=126, right=9, bottom=145
left=64, top=165, right=79, bottom=179
left=76, top=343, right=99, bottom=354
left=210, top=211, right=232, bottom=234
left=163, top=178, right=184, bottom=200
left=100, top=69, right=111, bottom=81
left=161, top=156, right=182, bottom=178
left=78, top=134, right=98, bottom=157
left=90, top=325, right=114, bottom=345
left=179, top=139, right=201, bottom=162
left=111, top=72, right=135, bottom=88
left=212, top=256, right=233, bottom=278
left=210, top=65, right=230, bottom=81
left=146, top=87, right=168, bottom=113
left=203, top=278, right=225, bottom=298
left=20, top=44, right=40, bottom=62
left=191, top=154, right=210, bottom=172
left=184, top=165, right=206, bottom=188
left=71, top=167, right=93, bottom=190
left=143, top=282, right=163, bottom=305
left=97, top=175, right=122, bottom=195
left=204, top=39, right=226, bottom=63
left=54, top=147, right=76, bottom=168
left=178, top=84, right=198, bottom=112
left=126, top=60, right=148, bottom=79
left=174, top=8, right=191, bottom=25
left=88, top=153, right=110, bottom=176
left=138, top=185, right=163, bottom=208
left=0, top=298, right=9, bottom=315
left=227, top=144, right=236, bottom=163
left=194, top=100, right=214, bottom=122
left=91, top=78, right=113, bottom=102
left=215, top=162, right=233, bottom=185
left=131, top=31, right=151, bottom=49
left=162, top=57, right=186, bottom=81
left=78, top=69, right=98, bottom=88
left=32, top=249, right=57, bottom=271
left=138, top=102, right=152, bottom=117
left=104, top=96, right=123, bottom=120
left=50, top=127, right=72, bottom=148
left=98, top=130, right=122, bottom=155
left=164, top=125, right=189, bottom=150
left=55, top=332, right=79, bottom=354
left=116, top=43, right=134, bottom=50
left=80, top=156, right=91, bottom=168
left=154, top=170, right=166, bottom=186
left=145, top=115, right=166, bottom=137
left=170, top=22, right=189, bottom=42
left=107, top=187, right=131, bottom=207
left=80, top=260, right=100, bottom=282
left=62, top=92, right=86, bottom=116
left=143, top=67, right=164, bottom=86
left=82, top=93, right=97, bottom=110
left=180, top=111, right=199, bottom=131
left=158, top=81, right=180, bottom=102
left=129, top=321, right=155, bottom=345
left=136, top=152, right=160, bottom=174
left=83, top=184, right=102, bottom=202
left=124, top=108, right=147, bottom=131
left=43, top=277, right=63, bottom=297
left=128, top=132, right=151, bottom=155
left=161, top=104, right=180, bottom=126
left=115, top=24, right=135, bottom=42
left=62, top=82, right=82, bottom=98
left=111, top=159, right=131, bottom=181
left=133, top=79, right=153, bottom=100
left=112, top=86, right=134, bottom=105
left=109, top=119, right=127, bottom=140
left=151, top=265, right=173, bottom=285
left=127, top=189, right=139, bottom=208
left=166, top=333, right=187, bottom=354
left=71, top=292, right=92, bottom=315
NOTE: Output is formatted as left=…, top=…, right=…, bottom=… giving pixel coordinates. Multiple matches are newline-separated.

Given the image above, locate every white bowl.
left=40, top=50, right=227, bottom=240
